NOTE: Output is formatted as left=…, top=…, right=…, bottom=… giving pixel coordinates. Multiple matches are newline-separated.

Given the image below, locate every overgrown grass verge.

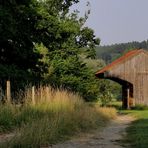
left=0, top=88, right=116, bottom=147
left=122, top=110, right=148, bottom=148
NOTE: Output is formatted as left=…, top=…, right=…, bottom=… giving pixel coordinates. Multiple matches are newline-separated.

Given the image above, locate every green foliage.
left=41, top=50, right=100, bottom=101
left=0, top=0, right=40, bottom=70
left=0, top=104, right=15, bottom=132
left=0, top=0, right=103, bottom=101
left=107, top=101, right=122, bottom=110
left=96, top=78, right=121, bottom=106
left=82, top=56, right=106, bottom=72
left=33, top=0, right=101, bottom=101
left=78, top=27, right=100, bottom=59
left=0, top=104, right=44, bottom=132
left=131, top=104, right=148, bottom=110
left=0, top=0, right=42, bottom=91
left=99, top=90, right=114, bottom=106
left=0, top=64, right=34, bottom=94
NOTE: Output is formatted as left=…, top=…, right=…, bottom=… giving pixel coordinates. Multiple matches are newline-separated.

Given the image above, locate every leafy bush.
left=99, top=91, right=114, bottom=106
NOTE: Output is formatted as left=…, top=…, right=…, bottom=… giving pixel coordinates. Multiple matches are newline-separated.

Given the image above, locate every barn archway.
left=105, top=77, right=134, bottom=109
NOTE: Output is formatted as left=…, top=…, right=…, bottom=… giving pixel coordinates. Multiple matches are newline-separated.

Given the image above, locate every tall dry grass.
left=0, top=86, right=116, bottom=147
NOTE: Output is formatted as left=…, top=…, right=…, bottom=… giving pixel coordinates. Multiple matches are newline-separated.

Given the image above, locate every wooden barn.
left=95, top=49, right=148, bottom=109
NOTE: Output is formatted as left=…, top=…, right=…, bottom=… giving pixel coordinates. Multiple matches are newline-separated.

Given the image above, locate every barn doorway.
left=122, top=82, right=133, bottom=109
left=108, top=77, right=134, bottom=109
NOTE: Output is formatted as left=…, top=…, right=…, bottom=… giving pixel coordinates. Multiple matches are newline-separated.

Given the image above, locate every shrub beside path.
left=52, top=114, right=135, bottom=148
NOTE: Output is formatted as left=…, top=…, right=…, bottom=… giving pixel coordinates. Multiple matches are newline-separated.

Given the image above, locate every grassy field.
left=122, top=110, right=148, bottom=148
left=0, top=88, right=116, bottom=147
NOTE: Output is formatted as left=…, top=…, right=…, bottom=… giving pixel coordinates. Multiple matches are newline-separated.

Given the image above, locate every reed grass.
left=0, top=87, right=116, bottom=147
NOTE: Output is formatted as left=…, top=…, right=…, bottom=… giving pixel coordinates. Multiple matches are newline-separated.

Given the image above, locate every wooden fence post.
left=40, top=87, right=43, bottom=101
left=6, top=80, right=11, bottom=103
left=32, top=86, right=35, bottom=105
left=127, top=88, right=130, bottom=109
left=46, top=86, right=49, bottom=100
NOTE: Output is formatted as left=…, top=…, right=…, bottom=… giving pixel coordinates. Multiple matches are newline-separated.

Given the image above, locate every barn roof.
left=95, top=49, right=147, bottom=77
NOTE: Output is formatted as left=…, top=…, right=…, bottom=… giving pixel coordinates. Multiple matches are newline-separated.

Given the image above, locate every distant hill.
left=96, top=40, right=148, bottom=63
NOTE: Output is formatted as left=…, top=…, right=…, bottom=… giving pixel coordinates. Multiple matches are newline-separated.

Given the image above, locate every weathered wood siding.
left=107, top=52, right=148, bottom=105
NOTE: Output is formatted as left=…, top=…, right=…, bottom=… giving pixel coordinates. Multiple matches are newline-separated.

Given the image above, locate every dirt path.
left=0, top=114, right=135, bottom=147
left=0, top=132, right=15, bottom=144
left=52, top=114, right=135, bottom=148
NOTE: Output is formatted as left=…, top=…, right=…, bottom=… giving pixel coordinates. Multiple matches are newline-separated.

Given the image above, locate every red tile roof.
left=95, top=49, right=144, bottom=76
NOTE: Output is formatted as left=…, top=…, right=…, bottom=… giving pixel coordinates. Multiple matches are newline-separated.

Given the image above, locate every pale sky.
left=71, top=0, right=148, bottom=45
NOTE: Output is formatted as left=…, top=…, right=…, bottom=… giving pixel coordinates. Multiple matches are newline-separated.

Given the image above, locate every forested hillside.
left=96, top=40, right=148, bottom=63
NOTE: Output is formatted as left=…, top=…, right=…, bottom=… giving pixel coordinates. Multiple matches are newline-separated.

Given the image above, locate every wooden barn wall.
left=108, top=52, right=148, bottom=105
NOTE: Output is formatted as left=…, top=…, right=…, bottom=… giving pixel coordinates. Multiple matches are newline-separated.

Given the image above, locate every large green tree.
left=34, top=0, right=100, bottom=100
left=0, top=0, right=101, bottom=101
left=0, top=0, right=42, bottom=88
